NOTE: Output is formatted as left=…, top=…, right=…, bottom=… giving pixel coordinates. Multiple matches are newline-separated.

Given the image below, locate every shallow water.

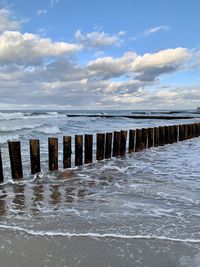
left=0, top=110, right=200, bottom=266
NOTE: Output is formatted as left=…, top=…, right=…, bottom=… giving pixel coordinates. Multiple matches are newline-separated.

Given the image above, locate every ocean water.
left=0, top=110, right=200, bottom=266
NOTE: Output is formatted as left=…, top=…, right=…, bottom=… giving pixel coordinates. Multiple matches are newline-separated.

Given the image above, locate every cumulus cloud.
left=0, top=31, right=82, bottom=65
left=0, top=8, right=22, bottom=33
left=75, top=30, right=124, bottom=48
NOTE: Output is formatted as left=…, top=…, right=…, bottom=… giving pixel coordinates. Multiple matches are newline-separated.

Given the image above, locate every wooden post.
left=75, top=135, right=83, bottom=166
left=105, top=133, right=112, bottom=159
left=198, top=123, right=200, bottom=137
left=169, top=126, right=174, bottom=144
left=179, top=125, right=184, bottom=141
left=159, top=127, right=165, bottom=146
left=173, top=125, right=178, bottom=142
left=135, top=129, right=142, bottom=152
left=164, top=126, right=169, bottom=144
left=0, top=148, right=3, bottom=183
left=154, top=127, right=160, bottom=147
left=84, top=134, right=93, bottom=164
left=194, top=123, right=198, bottom=137
left=113, top=131, right=121, bottom=157
left=8, top=141, right=23, bottom=180
left=30, top=139, right=41, bottom=174
left=48, top=138, right=58, bottom=171
left=96, top=133, right=105, bottom=160
left=147, top=128, right=154, bottom=148
left=63, top=136, right=71, bottom=168
left=184, top=124, right=188, bottom=140
left=120, top=130, right=127, bottom=156
left=141, top=128, right=148, bottom=150
left=128, top=129, right=135, bottom=153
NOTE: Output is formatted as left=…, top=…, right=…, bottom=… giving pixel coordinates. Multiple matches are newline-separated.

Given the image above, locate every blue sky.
left=0, top=0, right=199, bottom=109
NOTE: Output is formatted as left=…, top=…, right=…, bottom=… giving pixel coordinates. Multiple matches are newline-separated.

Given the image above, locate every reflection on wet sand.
left=0, top=189, right=6, bottom=216
left=32, top=184, right=44, bottom=215
left=65, top=187, right=74, bottom=205
left=12, top=184, right=25, bottom=215
left=49, top=185, right=61, bottom=207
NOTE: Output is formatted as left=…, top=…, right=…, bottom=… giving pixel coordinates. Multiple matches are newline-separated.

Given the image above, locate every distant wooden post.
left=48, top=138, right=58, bottom=171
left=0, top=148, right=3, bottom=183
left=96, top=133, right=105, bottom=160
left=120, top=130, right=127, bottom=156
left=113, top=131, right=121, bottom=157
left=8, top=141, right=23, bottom=180
left=128, top=129, right=135, bottom=153
left=105, top=133, right=112, bottom=159
left=141, top=128, right=148, bottom=149
left=135, top=129, right=142, bottom=151
left=75, top=135, right=83, bottom=166
left=30, top=139, right=41, bottom=174
left=147, top=128, right=153, bottom=148
left=63, top=136, right=71, bottom=168
left=154, top=127, right=160, bottom=147
left=84, top=134, right=93, bottom=164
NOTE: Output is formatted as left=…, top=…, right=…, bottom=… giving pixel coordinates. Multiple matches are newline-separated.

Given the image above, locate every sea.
left=0, top=109, right=200, bottom=267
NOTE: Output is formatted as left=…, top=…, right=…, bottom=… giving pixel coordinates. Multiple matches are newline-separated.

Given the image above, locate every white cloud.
left=50, top=0, right=60, bottom=8
left=0, top=31, right=82, bottom=64
left=144, top=25, right=170, bottom=36
left=75, top=30, right=124, bottom=48
left=0, top=8, right=22, bottom=33
left=131, top=25, right=170, bottom=41
left=36, top=9, right=47, bottom=15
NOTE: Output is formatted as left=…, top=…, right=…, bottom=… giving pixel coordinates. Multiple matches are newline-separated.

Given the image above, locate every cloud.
left=75, top=30, right=124, bottom=48
left=144, top=25, right=170, bottom=36
left=0, top=8, right=22, bottom=33
left=36, top=9, right=47, bottom=15
left=0, top=31, right=82, bottom=65
left=50, top=0, right=60, bottom=8
left=131, top=25, right=170, bottom=41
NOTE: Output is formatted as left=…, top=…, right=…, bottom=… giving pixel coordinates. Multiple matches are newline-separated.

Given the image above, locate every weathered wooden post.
left=198, top=123, right=200, bottom=136
left=96, top=133, right=105, bottom=160
left=30, top=139, right=41, bottom=174
left=48, top=138, right=58, bottom=171
left=154, top=127, right=160, bottom=147
left=141, top=128, right=148, bottom=149
left=75, top=135, right=83, bottom=166
left=84, top=134, right=93, bottom=164
left=135, top=129, right=142, bottom=151
left=194, top=123, right=198, bottom=137
left=63, top=136, right=71, bottom=168
left=8, top=141, right=23, bottom=180
left=147, top=128, right=154, bottom=148
left=184, top=124, right=188, bottom=140
left=128, top=129, right=135, bottom=153
left=159, top=126, right=165, bottom=146
left=173, top=125, right=178, bottom=142
left=105, top=133, right=112, bottom=159
left=169, top=126, right=174, bottom=144
left=179, top=125, right=184, bottom=141
left=0, top=148, right=3, bottom=183
left=113, top=131, right=121, bottom=157
left=120, top=130, right=127, bottom=156
left=164, top=126, right=169, bottom=144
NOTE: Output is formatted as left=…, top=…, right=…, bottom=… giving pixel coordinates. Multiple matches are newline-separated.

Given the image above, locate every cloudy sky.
left=0, top=0, right=199, bottom=110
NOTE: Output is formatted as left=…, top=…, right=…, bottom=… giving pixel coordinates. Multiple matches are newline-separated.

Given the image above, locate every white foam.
left=0, top=224, right=199, bottom=243
left=36, top=125, right=61, bottom=134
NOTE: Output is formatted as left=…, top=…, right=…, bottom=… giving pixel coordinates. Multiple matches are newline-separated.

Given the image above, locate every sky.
left=0, top=0, right=199, bottom=110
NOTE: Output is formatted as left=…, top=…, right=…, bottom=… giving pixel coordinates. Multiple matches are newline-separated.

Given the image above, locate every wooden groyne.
left=0, top=122, right=200, bottom=182
left=67, top=114, right=199, bottom=120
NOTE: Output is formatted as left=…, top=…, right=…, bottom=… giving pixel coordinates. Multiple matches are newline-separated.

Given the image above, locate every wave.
left=0, top=224, right=199, bottom=243
left=35, top=125, right=61, bottom=134
left=0, top=123, right=44, bottom=133
left=0, top=134, right=20, bottom=144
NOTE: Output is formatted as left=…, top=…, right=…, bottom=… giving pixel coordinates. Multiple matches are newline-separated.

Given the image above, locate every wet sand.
left=0, top=229, right=200, bottom=267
